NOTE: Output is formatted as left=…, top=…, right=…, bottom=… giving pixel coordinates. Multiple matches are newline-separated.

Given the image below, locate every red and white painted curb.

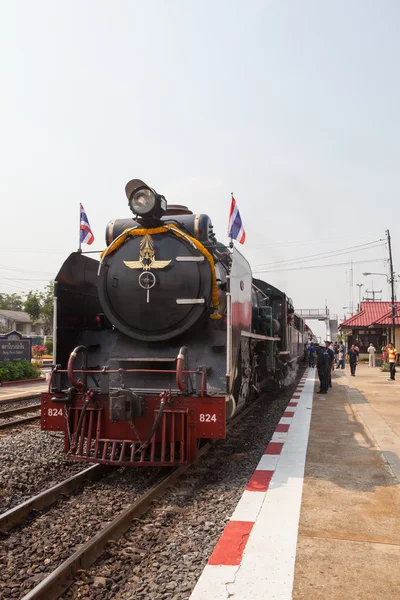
left=190, top=368, right=315, bottom=600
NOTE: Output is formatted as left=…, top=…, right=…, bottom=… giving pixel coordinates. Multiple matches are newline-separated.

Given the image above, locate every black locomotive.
left=41, top=179, right=309, bottom=466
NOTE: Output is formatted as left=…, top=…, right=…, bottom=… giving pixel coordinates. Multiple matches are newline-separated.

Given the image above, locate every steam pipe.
left=67, top=345, right=87, bottom=390
left=176, top=346, right=188, bottom=393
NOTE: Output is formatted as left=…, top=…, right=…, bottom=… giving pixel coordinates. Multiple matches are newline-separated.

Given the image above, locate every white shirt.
left=368, top=346, right=376, bottom=354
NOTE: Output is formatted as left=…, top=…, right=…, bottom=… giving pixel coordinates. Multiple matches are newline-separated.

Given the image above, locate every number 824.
left=199, top=413, right=217, bottom=423
left=47, top=408, right=63, bottom=417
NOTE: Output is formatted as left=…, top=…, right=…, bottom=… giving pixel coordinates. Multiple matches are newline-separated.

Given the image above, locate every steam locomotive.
left=41, top=179, right=310, bottom=466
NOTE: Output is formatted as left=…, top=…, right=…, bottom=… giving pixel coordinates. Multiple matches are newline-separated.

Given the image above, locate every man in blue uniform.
left=317, top=343, right=330, bottom=394
left=325, top=341, right=335, bottom=388
left=308, top=342, right=316, bottom=368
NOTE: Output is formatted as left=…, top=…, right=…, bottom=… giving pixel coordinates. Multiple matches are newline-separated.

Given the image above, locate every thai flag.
left=228, top=196, right=246, bottom=244
left=80, top=204, right=95, bottom=245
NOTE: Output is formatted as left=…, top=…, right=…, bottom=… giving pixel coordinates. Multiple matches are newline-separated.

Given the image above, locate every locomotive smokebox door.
left=109, top=389, right=145, bottom=421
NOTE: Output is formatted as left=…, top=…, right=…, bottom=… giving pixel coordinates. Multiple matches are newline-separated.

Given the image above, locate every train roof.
left=252, top=278, right=293, bottom=307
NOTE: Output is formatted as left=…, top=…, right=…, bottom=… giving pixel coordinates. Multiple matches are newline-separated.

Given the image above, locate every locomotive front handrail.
left=53, top=367, right=206, bottom=396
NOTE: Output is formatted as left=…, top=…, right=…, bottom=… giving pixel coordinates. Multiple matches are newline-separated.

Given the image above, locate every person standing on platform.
left=349, top=345, right=359, bottom=376
left=334, top=342, right=339, bottom=366
left=337, top=348, right=345, bottom=369
left=325, top=341, right=335, bottom=387
left=368, top=343, right=376, bottom=368
left=386, top=343, right=398, bottom=381
left=330, top=342, right=335, bottom=372
left=340, top=340, right=346, bottom=363
left=308, top=342, right=316, bottom=368
left=329, top=342, right=335, bottom=371
left=317, top=343, right=329, bottom=394
left=383, top=346, right=388, bottom=363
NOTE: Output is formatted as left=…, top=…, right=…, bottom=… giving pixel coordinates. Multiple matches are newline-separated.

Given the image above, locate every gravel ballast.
left=0, top=366, right=306, bottom=600
left=0, top=467, right=166, bottom=599
left=0, top=426, right=88, bottom=513
left=0, top=396, right=41, bottom=412
left=61, top=366, right=306, bottom=600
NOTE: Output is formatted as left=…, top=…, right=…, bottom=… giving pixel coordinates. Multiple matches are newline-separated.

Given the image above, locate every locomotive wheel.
left=249, top=347, right=261, bottom=401
left=249, top=369, right=260, bottom=402
left=231, top=349, right=250, bottom=411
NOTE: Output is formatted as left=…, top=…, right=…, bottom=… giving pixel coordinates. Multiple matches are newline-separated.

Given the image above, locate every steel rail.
left=20, top=450, right=210, bottom=600
left=0, top=394, right=41, bottom=406
left=0, top=403, right=41, bottom=419
left=0, top=464, right=107, bottom=534
left=0, top=414, right=41, bottom=430
left=20, top=397, right=265, bottom=600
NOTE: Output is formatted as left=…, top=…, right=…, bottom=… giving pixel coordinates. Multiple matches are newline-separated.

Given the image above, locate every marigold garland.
left=100, top=224, right=221, bottom=318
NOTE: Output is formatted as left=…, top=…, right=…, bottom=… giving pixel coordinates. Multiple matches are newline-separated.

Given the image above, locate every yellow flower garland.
left=100, top=224, right=221, bottom=318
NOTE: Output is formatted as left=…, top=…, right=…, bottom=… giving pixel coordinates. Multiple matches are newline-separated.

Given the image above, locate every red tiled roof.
left=340, top=301, right=400, bottom=328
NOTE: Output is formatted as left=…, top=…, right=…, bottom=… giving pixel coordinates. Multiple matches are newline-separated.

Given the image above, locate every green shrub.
left=0, top=360, right=41, bottom=382
left=45, top=340, right=53, bottom=355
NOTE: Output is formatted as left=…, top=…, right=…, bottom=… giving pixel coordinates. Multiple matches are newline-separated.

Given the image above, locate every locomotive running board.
left=240, top=330, right=280, bottom=342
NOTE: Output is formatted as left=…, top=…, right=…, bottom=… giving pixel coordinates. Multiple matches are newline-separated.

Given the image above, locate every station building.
left=339, top=301, right=400, bottom=355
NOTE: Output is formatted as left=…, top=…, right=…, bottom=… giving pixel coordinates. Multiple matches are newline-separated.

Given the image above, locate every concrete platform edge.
left=190, top=369, right=315, bottom=600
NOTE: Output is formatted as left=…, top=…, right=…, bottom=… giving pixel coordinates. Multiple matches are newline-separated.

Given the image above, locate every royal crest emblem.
left=123, top=234, right=172, bottom=271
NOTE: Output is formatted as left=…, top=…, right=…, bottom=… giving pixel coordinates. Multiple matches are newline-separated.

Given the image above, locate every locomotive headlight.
left=125, top=178, right=167, bottom=220
left=130, top=188, right=156, bottom=215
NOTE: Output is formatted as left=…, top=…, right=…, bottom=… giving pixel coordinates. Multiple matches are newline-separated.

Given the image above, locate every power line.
left=0, top=281, right=30, bottom=292
left=253, top=258, right=385, bottom=274
left=0, top=248, right=65, bottom=253
left=251, top=239, right=385, bottom=269
left=251, top=233, right=379, bottom=249
left=0, top=263, right=54, bottom=275
left=276, top=242, right=384, bottom=267
left=0, top=277, right=51, bottom=282
left=252, top=239, right=384, bottom=268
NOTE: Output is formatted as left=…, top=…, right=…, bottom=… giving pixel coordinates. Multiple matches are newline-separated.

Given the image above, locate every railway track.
left=0, top=392, right=42, bottom=406
left=1, top=399, right=259, bottom=600
left=21, top=459, right=204, bottom=600
left=1, top=368, right=306, bottom=600
left=0, top=464, right=107, bottom=534
left=0, top=403, right=41, bottom=430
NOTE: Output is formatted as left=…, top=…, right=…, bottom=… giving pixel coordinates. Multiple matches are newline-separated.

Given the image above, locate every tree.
left=0, top=293, right=25, bottom=311
left=0, top=282, right=54, bottom=335
left=24, top=292, right=42, bottom=326
left=23, top=282, right=54, bottom=335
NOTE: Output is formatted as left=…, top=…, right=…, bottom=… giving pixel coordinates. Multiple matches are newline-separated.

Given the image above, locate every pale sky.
left=1, top=0, right=399, bottom=339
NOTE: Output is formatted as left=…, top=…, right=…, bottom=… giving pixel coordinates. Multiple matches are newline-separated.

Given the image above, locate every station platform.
left=190, top=364, right=400, bottom=600
left=0, top=380, right=47, bottom=403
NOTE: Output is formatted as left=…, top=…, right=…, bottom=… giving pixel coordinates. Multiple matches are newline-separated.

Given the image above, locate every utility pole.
left=356, top=283, right=364, bottom=312
left=325, top=300, right=330, bottom=341
left=386, top=229, right=396, bottom=345
left=349, top=260, right=354, bottom=315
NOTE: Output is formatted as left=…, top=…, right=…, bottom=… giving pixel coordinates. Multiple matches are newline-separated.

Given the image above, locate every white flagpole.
left=229, top=192, right=234, bottom=249
left=78, top=203, right=82, bottom=253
